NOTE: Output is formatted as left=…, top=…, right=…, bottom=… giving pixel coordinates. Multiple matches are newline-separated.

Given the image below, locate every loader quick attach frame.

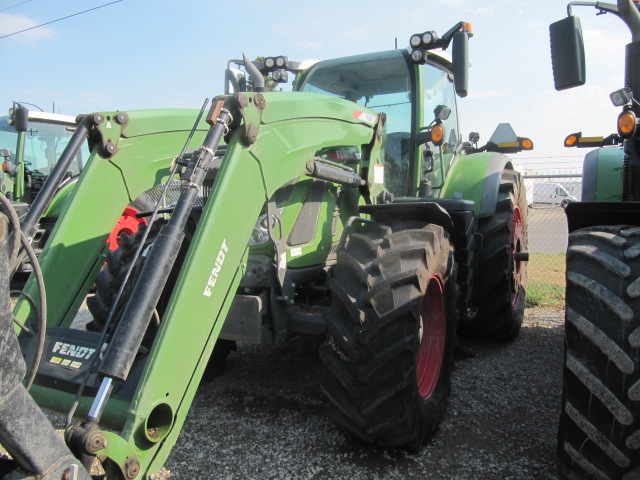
left=7, top=92, right=384, bottom=478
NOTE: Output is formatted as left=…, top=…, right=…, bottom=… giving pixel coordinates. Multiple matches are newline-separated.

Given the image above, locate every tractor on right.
left=550, top=1, right=640, bottom=479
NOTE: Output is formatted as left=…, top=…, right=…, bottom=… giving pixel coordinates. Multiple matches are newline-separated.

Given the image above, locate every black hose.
left=19, top=230, right=46, bottom=391
left=0, top=193, right=47, bottom=391
left=0, top=193, right=21, bottom=265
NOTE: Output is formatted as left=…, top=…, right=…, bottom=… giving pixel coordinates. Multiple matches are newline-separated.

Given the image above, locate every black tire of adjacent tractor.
left=466, top=168, right=527, bottom=340
left=319, top=221, right=458, bottom=451
left=558, top=225, right=640, bottom=480
left=87, top=219, right=236, bottom=377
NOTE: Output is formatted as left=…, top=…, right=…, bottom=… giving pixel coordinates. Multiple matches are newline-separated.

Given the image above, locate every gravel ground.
left=164, top=307, right=565, bottom=480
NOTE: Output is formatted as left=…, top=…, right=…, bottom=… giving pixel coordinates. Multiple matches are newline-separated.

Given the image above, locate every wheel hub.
left=106, top=206, right=147, bottom=250
left=416, top=275, right=446, bottom=399
left=510, top=206, right=525, bottom=304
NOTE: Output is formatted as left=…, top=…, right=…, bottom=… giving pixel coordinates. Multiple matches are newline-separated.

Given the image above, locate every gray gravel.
left=164, top=307, right=565, bottom=480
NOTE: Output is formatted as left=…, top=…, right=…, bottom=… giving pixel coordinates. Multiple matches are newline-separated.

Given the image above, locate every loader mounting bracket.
left=229, top=93, right=265, bottom=146
left=85, top=111, right=129, bottom=159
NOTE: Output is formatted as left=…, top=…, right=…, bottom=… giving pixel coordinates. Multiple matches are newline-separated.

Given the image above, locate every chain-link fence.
left=524, top=174, right=581, bottom=308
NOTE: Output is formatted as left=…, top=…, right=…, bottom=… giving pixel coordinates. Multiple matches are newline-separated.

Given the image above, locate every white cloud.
left=0, top=13, right=54, bottom=43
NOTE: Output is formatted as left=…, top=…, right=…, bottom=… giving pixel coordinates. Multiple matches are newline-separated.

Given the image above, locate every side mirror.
left=452, top=30, right=469, bottom=97
left=549, top=16, right=586, bottom=91
left=11, top=104, right=29, bottom=132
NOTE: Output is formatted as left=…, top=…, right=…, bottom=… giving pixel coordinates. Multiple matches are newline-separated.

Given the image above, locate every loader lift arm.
left=10, top=92, right=383, bottom=478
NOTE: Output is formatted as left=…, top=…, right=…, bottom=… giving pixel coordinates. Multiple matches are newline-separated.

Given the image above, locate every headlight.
left=247, top=210, right=281, bottom=246
left=248, top=225, right=269, bottom=246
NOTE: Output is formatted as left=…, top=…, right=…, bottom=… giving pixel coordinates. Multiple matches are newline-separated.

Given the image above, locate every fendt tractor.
left=0, top=22, right=532, bottom=479
left=550, top=1, right=640, bottom=479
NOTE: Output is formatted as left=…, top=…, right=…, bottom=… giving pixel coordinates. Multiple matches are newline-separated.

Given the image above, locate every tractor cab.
left=295, top=49, right=462, bottom=198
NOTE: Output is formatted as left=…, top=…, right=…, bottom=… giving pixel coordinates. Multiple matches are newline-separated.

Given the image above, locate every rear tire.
left=319, top=221, right=457, bottom=451
left=466, top=168, right=527, bottom=340
left=558, top=225, right=640, bottom=480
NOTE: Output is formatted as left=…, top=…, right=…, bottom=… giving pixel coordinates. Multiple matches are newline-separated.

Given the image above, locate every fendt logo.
left=52, top=342, right=96, bottom=359
left=203, top=239, right=229, bottom=297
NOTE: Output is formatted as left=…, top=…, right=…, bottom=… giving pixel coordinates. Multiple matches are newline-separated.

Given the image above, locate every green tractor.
left=550, top=1, right=640, bottom=479
left=1, top=22, right=532, bottom=479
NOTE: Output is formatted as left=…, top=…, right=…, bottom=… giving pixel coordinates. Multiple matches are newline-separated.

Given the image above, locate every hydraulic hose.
left=0, top=193, right=47, bottom=390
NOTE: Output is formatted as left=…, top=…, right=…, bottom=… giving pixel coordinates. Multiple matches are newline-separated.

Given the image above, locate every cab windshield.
left=297, top=50, right=414, bottom=195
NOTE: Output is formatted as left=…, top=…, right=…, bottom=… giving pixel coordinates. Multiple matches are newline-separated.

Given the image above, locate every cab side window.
left=422, top=63, right=460, bottom=188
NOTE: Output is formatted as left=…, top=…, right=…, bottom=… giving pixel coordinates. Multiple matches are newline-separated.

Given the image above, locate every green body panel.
left=440, top=151, right=506, bottom=217
left=15, top=95, right=382, bottom=478
left=42, top=180, right=77, bottom=218
left=119, top=108, right=211, bottom=138
left=594, top=147, right=623, bottom=201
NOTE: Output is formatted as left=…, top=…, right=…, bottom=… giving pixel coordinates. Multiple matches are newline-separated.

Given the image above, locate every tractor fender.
left=359, top=201, right=456, bottom=238
left=565, top=201, right=640, bottom=232
left=441, top=151, right=514, bottom=218
left=581, top=146, right=623, bottom=202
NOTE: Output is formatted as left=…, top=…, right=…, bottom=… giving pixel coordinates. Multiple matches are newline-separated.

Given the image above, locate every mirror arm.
left=567, top=1, right=620, bottom=17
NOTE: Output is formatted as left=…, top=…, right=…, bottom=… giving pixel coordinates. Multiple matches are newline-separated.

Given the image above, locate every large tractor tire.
left=319, top=221, right=458, bottom=451
left=87, top=220, right=168, bottom=339
left=87, top=219, right=236, bottom=378
left=558, top=225, right=640, bottom=480
left=467, top=168, right=527, bottom=340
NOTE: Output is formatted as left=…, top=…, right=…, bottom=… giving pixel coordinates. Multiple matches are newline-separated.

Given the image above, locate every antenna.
left=395, top=37, right=398, bottom=49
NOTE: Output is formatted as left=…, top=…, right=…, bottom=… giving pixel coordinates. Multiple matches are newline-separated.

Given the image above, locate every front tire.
left=319, top=221, right=457, bottom=451
left=559, top=225, right=640, bottom=480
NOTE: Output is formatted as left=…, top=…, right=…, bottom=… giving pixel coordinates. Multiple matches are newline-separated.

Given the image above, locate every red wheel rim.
left=106, top=206, right=147, bottom=251
left=511, top=206, right=525, bottom=305
left=416, top=275, right=446, bottom=399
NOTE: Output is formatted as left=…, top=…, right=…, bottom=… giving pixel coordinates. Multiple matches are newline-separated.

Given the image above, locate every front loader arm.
left=13, top=93, right=382, bottom=478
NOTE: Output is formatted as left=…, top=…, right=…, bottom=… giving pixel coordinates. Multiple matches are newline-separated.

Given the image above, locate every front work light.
left=264, top=56, right=288, bottom=71
left=610, top=87, right=633, bottom=107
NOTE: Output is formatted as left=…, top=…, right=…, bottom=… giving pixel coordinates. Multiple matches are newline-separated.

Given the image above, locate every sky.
left=0, top=0, right=631, bottom=173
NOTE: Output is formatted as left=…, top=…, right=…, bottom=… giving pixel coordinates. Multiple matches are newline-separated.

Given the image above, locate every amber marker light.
left=431, top=124, right=444, bottom=145
left=618, top=111, right=637, bottom=137
left=521, top=138, right=533, bottom=150
left=564, top=133, right=579, bottom=147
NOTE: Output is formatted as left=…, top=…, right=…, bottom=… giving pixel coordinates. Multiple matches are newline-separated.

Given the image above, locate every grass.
left=525, top=253, right=566, bottom=308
